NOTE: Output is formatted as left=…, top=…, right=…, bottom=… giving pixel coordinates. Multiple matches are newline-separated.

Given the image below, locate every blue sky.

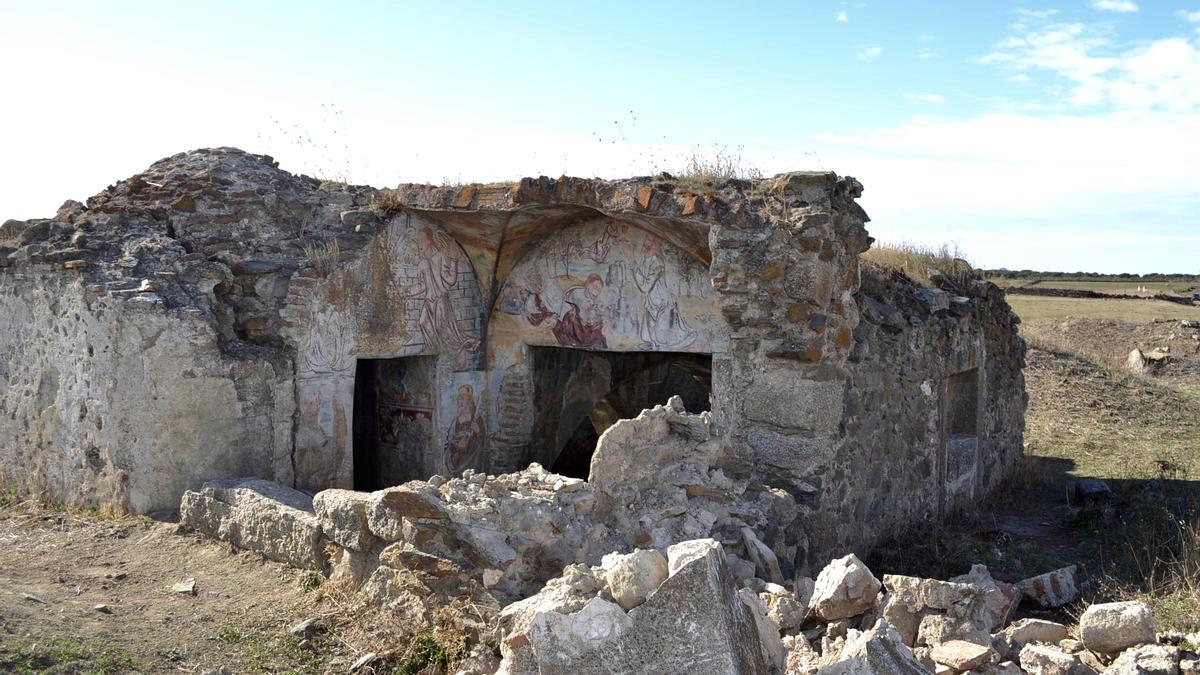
left=2, top=1, right=1198, bottom=273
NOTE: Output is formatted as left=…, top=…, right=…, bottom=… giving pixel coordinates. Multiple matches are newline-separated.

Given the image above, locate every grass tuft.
left=860, top=240, right=975, bottom=288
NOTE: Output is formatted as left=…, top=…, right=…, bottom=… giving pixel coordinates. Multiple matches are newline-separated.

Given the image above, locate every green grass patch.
left=0, top=637, right=142, bottom=675
left=394, top=633, right=452, bottom=675
left=212, top=624, right=324, bottom=674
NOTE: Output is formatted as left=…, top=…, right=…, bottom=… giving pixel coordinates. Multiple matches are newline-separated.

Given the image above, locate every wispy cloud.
left=904, top=93, right=945, bottom=104
left=1180, top=8, right=1200, bottom=22
left=917, top=49, right=937, bottom=59
left=1092, top=0, right=1139, bottom=12
left=857, top=45, right=883, bottom=62
left=836, top=10, right=848, bottom=22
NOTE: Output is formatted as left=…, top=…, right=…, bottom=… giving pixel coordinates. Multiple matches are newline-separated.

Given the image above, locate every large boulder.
left=811, top=554, right=882, bottom=621
left=1080, top=601, right=1156, bottom=655
left=180, top=478, right=325, bottom=569
left=498, top=538, right=777, bottom=674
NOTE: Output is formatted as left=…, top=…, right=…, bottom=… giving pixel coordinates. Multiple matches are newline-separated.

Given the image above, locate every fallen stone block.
left=811, top=553, right=882, bottom=621
left=1004, top=618, right=1070, bottom=650
left=1017, top=565, right=1078, bottom=609
left=180, top=478, right=325, bottom=570
left=881, top=572, right=996, bottom=646
left=1019, top=643, right=1097, bottom=675
left=313, top=489, right=375, bottom=551
left=1080, top=601, right=1156, bottom=655
left=931, top=639, right=994, bottom=671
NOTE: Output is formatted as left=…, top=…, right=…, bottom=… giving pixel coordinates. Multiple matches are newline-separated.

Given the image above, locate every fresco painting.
left=442, top=371, right=486, bottom=475
left=498, top=220, right=719, bottom=356
left=386, top=223, right=482, bottom=371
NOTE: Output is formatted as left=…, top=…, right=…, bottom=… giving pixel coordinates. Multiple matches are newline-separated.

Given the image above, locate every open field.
left=1007, top=295, right=1200, bottom=323
left=989, top=277, right=1200, bottom=295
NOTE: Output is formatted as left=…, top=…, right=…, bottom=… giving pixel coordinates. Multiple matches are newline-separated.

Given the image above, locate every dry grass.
left=860, top=241, right=976, bottom=288
left=677, top=146, right=763, bottom=182
left=301, top=239, right=341, bottom=276
left=368, top=189, right=406, bottom=217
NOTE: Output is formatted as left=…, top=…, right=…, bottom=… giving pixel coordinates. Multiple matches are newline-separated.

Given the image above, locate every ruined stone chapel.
left=0, top=148, right=1026, bottom=565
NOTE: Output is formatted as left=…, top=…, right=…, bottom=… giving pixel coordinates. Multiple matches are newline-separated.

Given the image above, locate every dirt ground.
left=0, top=510, right=364, bottom=674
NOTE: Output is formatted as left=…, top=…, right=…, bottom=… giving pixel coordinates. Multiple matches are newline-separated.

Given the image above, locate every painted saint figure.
left=624, top=234, right=695, bottom=350
left=444, top=383, right=485, bottom=475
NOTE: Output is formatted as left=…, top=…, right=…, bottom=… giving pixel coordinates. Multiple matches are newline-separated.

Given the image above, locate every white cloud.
left=1092, top=0, right=1139, bottom=12
left=1180, top=8, right=1200, bottom=22
left=836, top=11, right=848, bottom=22
left=858, top=45, right=883, bottom=62
left=1009, top=73, right=1031, bottom=83
left=982, top=13, right=1200, bottom=111
left=917, top=49, right=937, bottom=59
left=903, top=93, right=945, bottom=104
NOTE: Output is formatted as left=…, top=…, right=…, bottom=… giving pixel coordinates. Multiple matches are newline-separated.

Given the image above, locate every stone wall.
left=0, top=148, right=1026, bottom=567
left=0, top=271, right=291, bottom=513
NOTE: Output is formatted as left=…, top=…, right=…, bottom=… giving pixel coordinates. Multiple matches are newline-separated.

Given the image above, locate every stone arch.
left=485, top=217, right=723, bottom=475
left=280, top=213, right=486, bottom=490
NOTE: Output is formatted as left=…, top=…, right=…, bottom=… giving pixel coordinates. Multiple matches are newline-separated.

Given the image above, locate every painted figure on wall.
left=397, top=226, right=480, bottom=366
left=498, top=219, right=718, bottom=354
left=444, top=383, right=485, bottom=474
left=523, top=273, right=609, bottom=349
left=299, top=302, right=354, bottom=376
left=622, top=234, right=696, bottom=350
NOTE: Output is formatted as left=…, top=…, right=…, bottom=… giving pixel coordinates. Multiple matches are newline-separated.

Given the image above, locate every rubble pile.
left=179, top=398, right=1189, bottom=674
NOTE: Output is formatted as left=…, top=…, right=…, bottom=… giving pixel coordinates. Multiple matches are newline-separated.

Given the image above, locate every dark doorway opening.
left=529, top=347, right=712, bottom=479
left=352, top=356, right=437, bottom=491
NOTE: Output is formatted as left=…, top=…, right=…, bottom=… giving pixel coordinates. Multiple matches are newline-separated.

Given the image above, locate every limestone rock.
left=738, top=587, right=788, bottom=672
left=313, top=489, right=375, bottom=551
left=931, top=639, right=994, bottom=671
left=811, top=554, right=882, bottom=621
left=180, top=478, right=325, bottom=570
left=1020, top=643, right=1097, bottom=675
left=950, top=564, right=1021, bottom=630
left=667, top=538, right=724, bottom=576
left=763, top=589, right=809, bottom=633
left=1004, top=618, right=1070, bottom=649
left=599, top=548, right=668, bottom=611
left=499, top=538, right=775, bottom=674
left=880, top=573, right=994, bottom=646
left=814, top=620, right=929, bottom=674
left=1102, top=644, right=1180, bottom=674
left=1080, top=601, right=1156, bottom=654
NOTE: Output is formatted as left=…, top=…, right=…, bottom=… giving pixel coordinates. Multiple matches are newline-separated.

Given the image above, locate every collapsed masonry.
left=0, top=147, right=1025, bottom=575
